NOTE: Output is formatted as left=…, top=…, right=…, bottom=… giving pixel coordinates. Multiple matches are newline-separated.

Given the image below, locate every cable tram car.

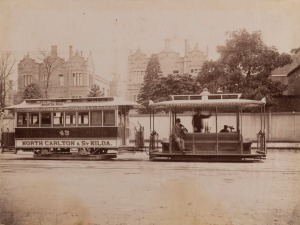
left=148, top=89, right=267, bottom=161
left=5, top=97, right=143, bottom=160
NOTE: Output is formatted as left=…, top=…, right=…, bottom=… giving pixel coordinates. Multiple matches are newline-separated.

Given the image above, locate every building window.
left=133, top=95, right=137, bottom=102
left=173, top=70, right=179, bottom=74
left=23, top=75, right=32, bottom=87
left=89, top=74, right=93, bottom=86
left=191, top=68, right=200, bottom=75
left=59, top=74, right=64, bottom=87
left=73, top=73, right=82, bottom=86
left=133, top=70, right=145, bottom=83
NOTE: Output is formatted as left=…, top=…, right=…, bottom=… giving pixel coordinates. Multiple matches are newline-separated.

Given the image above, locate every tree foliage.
left=138, top=73, right=200, bottom=113
left=0, top=53, right=16, bottom=110
left=137, top=54, right=162, bottom=113
left=23, top=83, right=44, bottom=99
left=87, top=84, right=103, bottom=97
left=197, top=29, right=292, bottom=106
left=137, top=55, right=202, bottom=113
left=153, top=74, right=201, bottom=101
left=39, top=50, right=64, bottom=98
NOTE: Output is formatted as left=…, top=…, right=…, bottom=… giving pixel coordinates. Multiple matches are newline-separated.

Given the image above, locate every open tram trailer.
left=149, top=91, right=267, bottom=161
left=5, top=97, right=142, bottom=160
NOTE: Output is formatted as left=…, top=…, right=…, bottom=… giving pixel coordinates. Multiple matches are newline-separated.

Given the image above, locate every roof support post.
left=238, top=109, right=243, bottom=154
left=192, top=108, right=195, bottom=154
left=169, top=110, right=172, bottom=153
left=215, top=106, right=218, bottom=154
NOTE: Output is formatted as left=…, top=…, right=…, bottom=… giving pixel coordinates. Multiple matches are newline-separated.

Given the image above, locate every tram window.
left=17, top=113, right=27, bottom=127
left=78, top=111, right=89, bottom=126
left=91, top=111, right=102, bottom=126
left=65, top=112, right=76, bottom=126
left=53, top=112, right=64, bottom=126
left=103, top=110, right=115, bottom=126
left=41, top=112, right=51, bottom=127
left=29, top=113, right=39, bottom=127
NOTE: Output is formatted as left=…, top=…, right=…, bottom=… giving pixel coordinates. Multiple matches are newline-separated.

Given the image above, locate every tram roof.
left=6, top=97, right=143, bottom=111
left=149, top=93, right=266, bottom=109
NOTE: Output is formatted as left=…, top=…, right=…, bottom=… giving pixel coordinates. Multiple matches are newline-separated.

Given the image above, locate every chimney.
left=51, top=45, right=57, bottom=57
left=165, top=39, right=171, bottom=51
left=69, top=45, right=73, bottom=59
left=185, top=39, right=189, bottom=55
left=206, top=45, right=209, bottom=57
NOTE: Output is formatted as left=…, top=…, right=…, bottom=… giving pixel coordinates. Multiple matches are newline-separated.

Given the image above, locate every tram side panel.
left=184, top=133, right=245, bottom=154
left=15, top=127, right=119, bottom=152
left=162, top=133, right=250, bottom=155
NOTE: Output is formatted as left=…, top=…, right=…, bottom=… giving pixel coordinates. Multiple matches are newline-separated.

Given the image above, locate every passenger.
left=192, top=109, right=211, bottom=133
left=172, top=118, right=186, bottom=154
left=220, top=125, right=230, bottom=133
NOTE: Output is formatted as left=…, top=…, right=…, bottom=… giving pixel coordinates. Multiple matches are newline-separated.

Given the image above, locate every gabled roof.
left=287, top=64, right=300, bottom=77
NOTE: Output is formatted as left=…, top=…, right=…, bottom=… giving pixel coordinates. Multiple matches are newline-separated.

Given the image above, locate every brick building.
left=17, top=45, right=111, bottom=100
left=126, top=39, right=208, bottom=101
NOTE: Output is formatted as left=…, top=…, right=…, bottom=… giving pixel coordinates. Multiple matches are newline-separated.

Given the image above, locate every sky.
left=1, top=0, right=300, bottom=82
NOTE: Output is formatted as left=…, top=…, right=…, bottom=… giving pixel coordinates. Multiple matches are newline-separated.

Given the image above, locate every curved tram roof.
left=6, top=97, right=143, bottom=111
left=149, top=92, right=266, bottom=109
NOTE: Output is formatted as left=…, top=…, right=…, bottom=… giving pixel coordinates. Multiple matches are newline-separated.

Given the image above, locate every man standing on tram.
left=192, top=109, right=211, bottom=133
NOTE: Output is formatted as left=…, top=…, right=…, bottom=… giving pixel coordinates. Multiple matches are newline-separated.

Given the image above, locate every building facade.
left=17, top=45, right=111, bottom=100
left=287, top=65, right=300, bottom=95
left=126, top=39, right=208, bottom=101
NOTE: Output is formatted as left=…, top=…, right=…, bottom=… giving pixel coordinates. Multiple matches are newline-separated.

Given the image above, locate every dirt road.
left=0, top=150, right=299, bottom=225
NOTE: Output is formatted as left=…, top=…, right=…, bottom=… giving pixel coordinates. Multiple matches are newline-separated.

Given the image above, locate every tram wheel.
left=100, top=149, right=107, bottom=154
left=41, top=149, right=49, bottom=155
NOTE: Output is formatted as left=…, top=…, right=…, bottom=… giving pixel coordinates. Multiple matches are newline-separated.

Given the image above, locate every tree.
left=137, top=54, right=162, bottom=113
left=23, top=83, right=44, bottom=99
left=87, top=84, right=103, bottom=97
left=197, top=29, right=292, bottom=105
left=152, top=74, right=201, bottom=101
left=0, top=53, right=16, bottom=110
left=38, top=49, right=64, bottom=98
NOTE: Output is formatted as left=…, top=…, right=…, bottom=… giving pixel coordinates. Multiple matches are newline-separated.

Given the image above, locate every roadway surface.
left=0, top=150, right=299, bottom=225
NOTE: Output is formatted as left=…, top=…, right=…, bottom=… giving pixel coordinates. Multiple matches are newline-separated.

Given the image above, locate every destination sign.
left=16, top=139, right=117, bottom=148
left=16, top=106, right=116, bottom=111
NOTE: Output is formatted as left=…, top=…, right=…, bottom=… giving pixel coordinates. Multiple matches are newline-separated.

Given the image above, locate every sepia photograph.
left=0, top=0, right=299, bottom=224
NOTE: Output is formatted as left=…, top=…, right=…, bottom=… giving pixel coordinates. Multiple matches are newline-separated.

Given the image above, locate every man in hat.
left=172, top=118, right=186, bottom=154
left=220, top=125, right=230, bottom=133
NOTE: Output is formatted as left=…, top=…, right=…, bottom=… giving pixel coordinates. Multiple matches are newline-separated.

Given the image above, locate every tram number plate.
left=16, top=140, right=117, bottom=148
